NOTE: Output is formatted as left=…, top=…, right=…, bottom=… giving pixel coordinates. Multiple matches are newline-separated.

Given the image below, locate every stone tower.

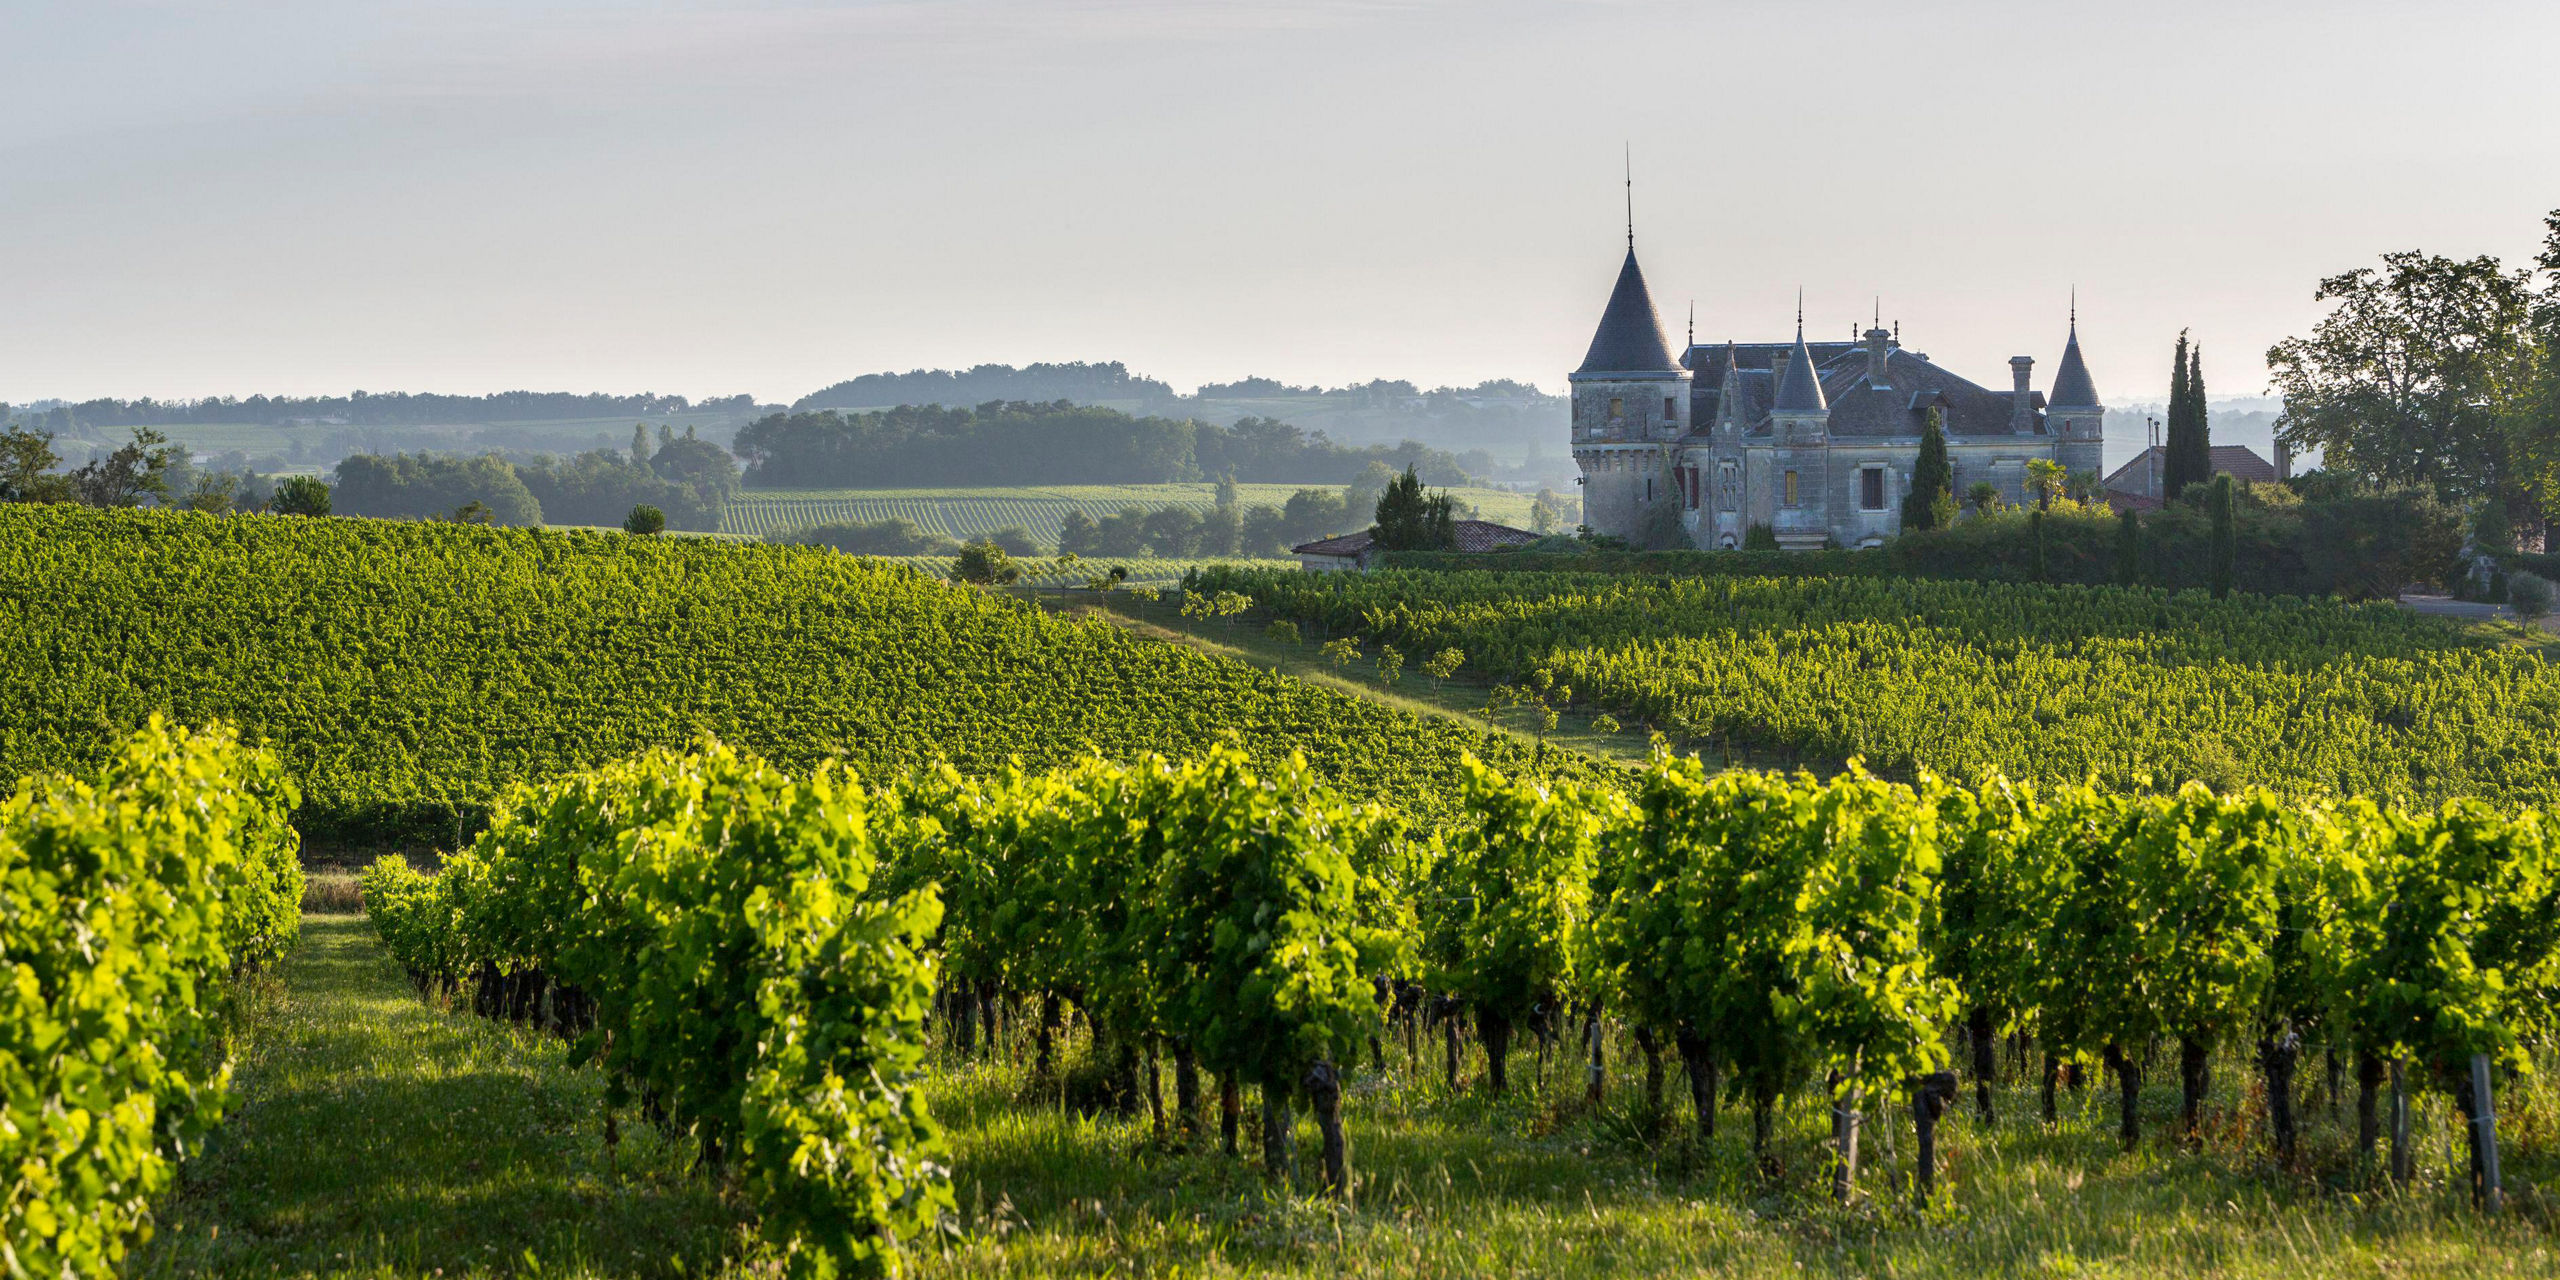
left=2047, top=314, right=2103, bottom=482
left=1764, top=317, right=1831, bottom=549
left=1570, top=246, right=1689, bottom=542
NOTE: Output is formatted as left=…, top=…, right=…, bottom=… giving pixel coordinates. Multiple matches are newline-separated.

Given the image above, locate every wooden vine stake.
left=2469, top=1053, right=2503, bottom=1214
left=1912, top=1071, right=1957, bottom=1207
left=1307, top=1059, right=1350, bottom=1201
left=2388, top=1059, right=2413, bottom=1187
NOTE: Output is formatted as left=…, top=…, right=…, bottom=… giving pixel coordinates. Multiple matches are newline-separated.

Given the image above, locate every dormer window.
left=1609, top=397, right=1624, bottom=419
left=1664, top=396, right=1679, bottom=419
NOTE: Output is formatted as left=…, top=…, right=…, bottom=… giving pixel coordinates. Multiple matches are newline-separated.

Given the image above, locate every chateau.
left=1571, top=244, right=2103, bottom=549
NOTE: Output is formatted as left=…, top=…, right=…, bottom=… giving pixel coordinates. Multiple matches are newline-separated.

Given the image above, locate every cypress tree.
left=2163, top=330, right=2198, bottom=500
left=1902, top=408, right=1957, bottom=531
left=2176, top=345, right=2214, bottom=502
left=2115, top=506, right=2141, bottom=587
left=2209, top=474, right=2236, bottom=599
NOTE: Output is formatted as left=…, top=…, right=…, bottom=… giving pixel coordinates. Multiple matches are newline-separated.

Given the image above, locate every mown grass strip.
left=131, top=916, right=751, bottom=1280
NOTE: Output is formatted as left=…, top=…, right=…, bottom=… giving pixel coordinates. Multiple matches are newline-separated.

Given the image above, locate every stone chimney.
left=2275, top=438, right=2294, bottom=481
left=2009, top=357, right=2035, bottom=432
left=1864, top=327, right=1892, bottom=386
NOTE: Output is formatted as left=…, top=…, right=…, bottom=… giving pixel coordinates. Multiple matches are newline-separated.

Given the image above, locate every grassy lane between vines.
left=138, top=915, right=2560, bottom=1278
left=129, top=916, right=754, bottom=1279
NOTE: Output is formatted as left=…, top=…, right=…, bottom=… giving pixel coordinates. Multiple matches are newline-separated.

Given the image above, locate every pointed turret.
left=2050, top=317, right=2101, bottom=409
left=1773, top=320, right=1828, bottom=414
left=1576, top=249, right=1681, bottom=374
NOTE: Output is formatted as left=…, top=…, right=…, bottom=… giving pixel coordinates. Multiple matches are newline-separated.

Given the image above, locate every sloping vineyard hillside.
left=0, top=507, right=1600, bottom=843
left=721, top=482, right=1540, bottom=543
left=1192, top=566, right=2560, bottom=809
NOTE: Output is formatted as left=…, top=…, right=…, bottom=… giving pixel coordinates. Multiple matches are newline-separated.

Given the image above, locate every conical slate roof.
left=2050, top=323, right=2101, bottom=409
left=1576, top=249, right=1681, bottom=374
left=1773, top=324, right=1828, bottom=413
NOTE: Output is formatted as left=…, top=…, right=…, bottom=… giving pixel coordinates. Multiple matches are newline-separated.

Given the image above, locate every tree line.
left=729, top=401, right=1478, bottom=489
left=5, top=389, right=759, bottom=431
left=331, top=425, right=741, bottom=530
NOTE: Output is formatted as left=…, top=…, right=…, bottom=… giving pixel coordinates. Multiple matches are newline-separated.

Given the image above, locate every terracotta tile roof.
left=2102, top=444, right=2279, bottom=494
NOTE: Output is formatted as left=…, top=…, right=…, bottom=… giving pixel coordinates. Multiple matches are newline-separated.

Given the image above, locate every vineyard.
left=0, top=507, right=1596, bottom=843
left=1189, top=566, right=2560, bottom=810
left=719, top=483, right=1542, bottom=544
left=2, top=720, right=304, bottom=1277
left=877, top=554, right=1297, bottom=587
left=351, top=738, right=2560, bottom=1274
left=16, top=508, right=2560, bottom=1277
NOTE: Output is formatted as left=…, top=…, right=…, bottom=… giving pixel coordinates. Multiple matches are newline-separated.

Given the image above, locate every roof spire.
left=1624, top=143, right=1634, bottom=249
left=1774, top=294, right=1828, bottom=415
left=1687, top=299, right=1694, bottom=347
left=1873, top=296, right=1881, bottom=329
left=2069, top=285, right=2078, bottom=331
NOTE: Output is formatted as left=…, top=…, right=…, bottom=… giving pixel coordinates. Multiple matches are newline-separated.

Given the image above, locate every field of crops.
left=0, top=507, right=1596, bottom=843
left=1192, top=566, right=2560, bottom=810
left=20, top=506, right=2560, bottom=1279
left=352, top=739, right=2560, bottom=1276
left=875, top=553, right=1298, bottom=587
left=720, top=482, right=1544, bottom=543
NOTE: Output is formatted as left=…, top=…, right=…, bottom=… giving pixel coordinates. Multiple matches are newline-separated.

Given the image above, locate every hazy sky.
left=5, top=0, right=2556, bottom=407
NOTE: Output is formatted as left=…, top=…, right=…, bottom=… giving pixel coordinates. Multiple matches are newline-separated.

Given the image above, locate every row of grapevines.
left=1, top=719, right=305, bottom=1275
left=870, top=745, right=1408, bottom=1185
left=364, top=739, right=945, bottom=1279
left=366, top=736, right=2560, bottom=1208
left=1188, top=566, right=2560, bottom=808
left=0, top=506, right=1603, bottom=844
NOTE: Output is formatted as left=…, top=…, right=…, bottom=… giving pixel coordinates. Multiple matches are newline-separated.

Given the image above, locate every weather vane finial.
left=1624, top=143, right=1634, bottom=249
left=2070, top=285, right=2078, bottom=329
left=1795, top=288, right=1804, bottom=331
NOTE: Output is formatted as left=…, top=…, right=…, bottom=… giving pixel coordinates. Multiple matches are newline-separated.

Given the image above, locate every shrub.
left=268, top=475, right=332, bottom=517
left=624, top=504, right=666, bottom=535
left=1743, top=523, right=1779, bottom=552
left=2508, top=571, right=2554, bottom=621
left=1266, top=619, right=1301, bottom=645
left=950, top=539, right=1022, bottom=585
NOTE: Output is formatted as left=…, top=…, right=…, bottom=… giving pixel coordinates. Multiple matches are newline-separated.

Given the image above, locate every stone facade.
left=1572, top=247, right=2103, bottom=549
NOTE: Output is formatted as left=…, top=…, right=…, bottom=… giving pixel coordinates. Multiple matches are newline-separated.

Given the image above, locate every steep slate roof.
left=1576, top=249, right=1682, bottom=374
left=1772, top=328, right=1829, bottom=413
left=2050, top=325, right=2101, bottom=408
left=1815, top=347, right=2031, bottom=438
left=1692, top=338, right=2029, bottom=439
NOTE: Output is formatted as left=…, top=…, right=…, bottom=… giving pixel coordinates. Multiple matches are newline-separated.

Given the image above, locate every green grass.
left=130, top=917, right=753, bottom=1279
left=720, top=483, right=1543, bottom=543
left=144, top=917, right=2560, bottom=1277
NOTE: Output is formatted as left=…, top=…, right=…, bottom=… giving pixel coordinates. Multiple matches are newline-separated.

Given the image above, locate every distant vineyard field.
left=871, top=555, right=1298, bottom=587
left=720, top=483, right=1545, bottom=544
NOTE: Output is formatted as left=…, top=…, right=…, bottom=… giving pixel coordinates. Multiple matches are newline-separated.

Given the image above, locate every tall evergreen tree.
left=2115, top=507, right=2141, bottom=586
left=2176, top=344, right=2214, bottom=500
left=1371, top=464, right=1456, bottom=551
left=1902, top=408, right=1957, bottom=531
left=2163, top=330, right=2203, bottom=499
